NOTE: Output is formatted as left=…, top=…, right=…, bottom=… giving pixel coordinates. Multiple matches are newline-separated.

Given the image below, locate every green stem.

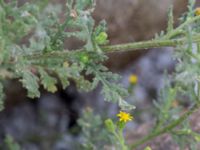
left=24, top=34, right=200, bottom=61
left=119, top=129, right=128, bottom=150
left=113, top=131, right=127, bottom=150
left=24, top=15, right=200, bottom=62
left=0, top=0, right=5, bottom=7
left=112, top=128, right=128, bottom=150
left=129, top=105, right=199, bottom=149
left=163, top=15, right=200, bottom=39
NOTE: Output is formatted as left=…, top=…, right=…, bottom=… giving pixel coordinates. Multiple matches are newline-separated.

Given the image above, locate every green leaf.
left=85, top=63, right=135, bottom=110
left=20, top=70, right=40, bottom=98
left=95, top=32, right=108, bottom=45
left=167, top=6, right=174, bottom=33
left=75, top=0, right=94, bottom=11
left=4, top=135, right=21, bottom=150
left=0, top=82, right=5, bottom=111
left=118, top=97, right=136, bottom=110
left=74, top=76, right=93, bottom=92
left=77, top=108, right=112, bottom=149
left=94, top=20, right=107, bottom=35
left=56, top=68, right=70, bottom=89
left=187, top=0, right=195, bottom=19
left=39, top=68, right=57, bottom=93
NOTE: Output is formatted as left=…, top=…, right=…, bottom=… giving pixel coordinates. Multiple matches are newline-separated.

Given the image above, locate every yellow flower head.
left=195, top=7, right=200, bottom=16
left=117, top=111, right=133, bottom=123
left=63, top=61, right=69, bottom=68
left=172, top=100, right=179, bottom=108
left=129, top=74, right=138, bottom=84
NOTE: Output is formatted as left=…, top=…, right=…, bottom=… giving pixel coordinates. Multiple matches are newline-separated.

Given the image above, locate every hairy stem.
left=129, top=105, right=199, bottom=149
left=25, top=34, right=200, bottom=61
left=163, top=15, right=200, bottom=39
left=23, top=15, right=200, bottom=62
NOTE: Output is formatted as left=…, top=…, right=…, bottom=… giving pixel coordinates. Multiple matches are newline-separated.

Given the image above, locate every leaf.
left=118, top=97, right=136, bottom=110
left=75, top=0, right=94, bottom=11
left=66, top=31, right=88, bottom=41
left=95, top=32, right=108, bottom=45
left=74, top=76, right=93, bottom=92
left=94, top=20, right=107, bottom=35
left=4, top=135, right=21, bottom=150
left=94, top=20, right=108, bottom=45
left=86, top=63, right=135, bottom=110
left=0, top=82, right=5, bottom=111
left=167, top=6, right=174, bottom=33
left=39, top=68, right=57, bottom=93
left=187, top=0, right=195, bottom=19
left=56, top=68, right=70, bottom=89
left=20, top=70, right=40, bottom=98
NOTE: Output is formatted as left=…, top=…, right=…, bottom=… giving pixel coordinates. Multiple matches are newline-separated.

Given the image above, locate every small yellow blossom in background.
left=63, top=61, right=69, bottom=68
left=172, top=100, right=179, bottom=108
left=195, top=7, right=200, bottom=16
left=117, top=111, right=133, bottom=123
left=129, top=74, right=138, bottom=84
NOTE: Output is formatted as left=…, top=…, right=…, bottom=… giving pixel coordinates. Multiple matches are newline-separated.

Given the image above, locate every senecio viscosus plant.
left=1, top=0, right=200, bottom=149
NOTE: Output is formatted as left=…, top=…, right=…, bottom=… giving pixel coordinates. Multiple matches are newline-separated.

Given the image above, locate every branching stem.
left=129, top=105, right=199, bottom=149
left=25, top=34, right=200, bottom=62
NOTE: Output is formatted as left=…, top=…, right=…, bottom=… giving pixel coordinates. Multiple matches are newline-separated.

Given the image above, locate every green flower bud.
left=95, top=32, right=108, bottom=45
left=194, top=134, right=200, bottom=142
left=105, top=119, right=116, bottom=133
left=80, top=54, right=89, bottom=64
left=144, top=146, right=152, bottom=150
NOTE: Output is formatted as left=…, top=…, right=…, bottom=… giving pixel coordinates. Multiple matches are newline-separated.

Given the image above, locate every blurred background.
left=1, top=0, right=200, bottom=150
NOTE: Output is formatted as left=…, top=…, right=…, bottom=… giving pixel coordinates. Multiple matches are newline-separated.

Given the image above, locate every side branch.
left=129, top=104, right=199, bottom=149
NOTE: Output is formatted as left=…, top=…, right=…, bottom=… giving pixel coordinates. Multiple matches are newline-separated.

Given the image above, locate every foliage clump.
left=0, top=0, right=133, bottom=111
left=1, top=0, right=200, bottom=149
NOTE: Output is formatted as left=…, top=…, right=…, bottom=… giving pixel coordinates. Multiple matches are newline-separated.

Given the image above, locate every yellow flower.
left=172, top=100, right=179, bottom=108
left=63, top=61, right=69, bottom=68
left=117, top=111, right=133, bottom=123
left=195, top=7, right=200, bottom=16
left=129, top=74, right=138, bottom=84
